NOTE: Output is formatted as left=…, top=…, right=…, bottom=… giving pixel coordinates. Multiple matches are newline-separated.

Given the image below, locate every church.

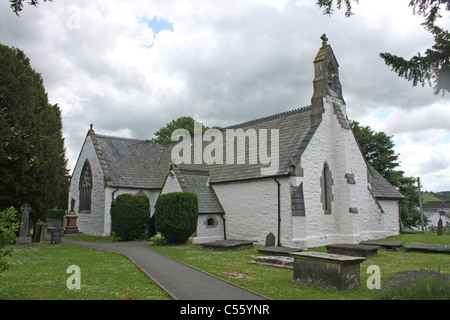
left=68, top=36, right=404, bottom=249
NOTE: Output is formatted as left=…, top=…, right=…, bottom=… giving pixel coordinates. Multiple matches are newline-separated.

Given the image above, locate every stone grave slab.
left=326, top=243, right=380, bottom=257
left=359, top=240, right=405, bottom=251
left=405, top=243, right=450, bottom=254
left=248, top=256, right=294, bottom=269
left=258, top=246, right=303, bottom=257
left=201, top=240, right=254, bottom=251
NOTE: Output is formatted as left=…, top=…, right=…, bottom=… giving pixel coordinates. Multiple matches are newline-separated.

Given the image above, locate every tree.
left=317, top=0, right=450, bottom=95
left=9, top=0, right=52, bottom=16
left=350, top=121, right=401, bottom=184
left=351, top=121, right=423, bottom=228
left=0, top=44, right=69, bottom=221
left=0, top=207, right=20, bottom=275
left=152, top=116, right=219, bottom=143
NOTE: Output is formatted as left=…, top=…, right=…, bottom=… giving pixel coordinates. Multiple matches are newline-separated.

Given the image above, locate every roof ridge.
left=179, top=167, right=210, bottom=175
left=96, top=133, right=150, bottom=143
left=224, top=105, right=311, bottom=129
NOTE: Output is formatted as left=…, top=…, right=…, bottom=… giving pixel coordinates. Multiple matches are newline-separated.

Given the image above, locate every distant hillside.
left=422, top=191, right=450, bottom=204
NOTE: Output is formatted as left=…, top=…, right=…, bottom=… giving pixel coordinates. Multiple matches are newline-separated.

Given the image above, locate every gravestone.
left=50, top=228, right=62, bottom=245
left=437, top=212, right=444, bottom=236
left=16, top=203, right=32, bottom=245
left=265, top=233, right=275, bottom=247
left=32, top=221, right=47, bottom=243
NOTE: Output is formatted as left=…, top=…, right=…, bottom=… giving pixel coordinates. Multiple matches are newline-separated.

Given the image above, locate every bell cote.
left=311, top=34, right=345, bottom=123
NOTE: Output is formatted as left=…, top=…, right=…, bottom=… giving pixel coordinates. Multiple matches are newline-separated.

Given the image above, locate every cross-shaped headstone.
left=16, top=203, right=32, bottom=244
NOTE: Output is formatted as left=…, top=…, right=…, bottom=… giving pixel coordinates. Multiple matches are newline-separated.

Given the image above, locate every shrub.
left=0, top=207, right=21, bottom=275
left=372, top=269, right=450, bottom=300
left=110, top=194, right=150, bottom=241
left=154, top=192, right=198, bottom=244
left=148, top=235, right=168, bottom=246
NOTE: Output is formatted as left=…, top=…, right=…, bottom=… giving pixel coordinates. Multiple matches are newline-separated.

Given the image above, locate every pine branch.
left=9, top=0, right=53, bottom=16
left=380, top=25, right=450, bottom=95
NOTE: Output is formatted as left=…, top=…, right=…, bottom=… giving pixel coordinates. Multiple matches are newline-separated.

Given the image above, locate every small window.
left=205, top=216, right=218, bottom=228
left=79, top=160, right=92, bottom=212
left=321, top=162, right=333, bottom=214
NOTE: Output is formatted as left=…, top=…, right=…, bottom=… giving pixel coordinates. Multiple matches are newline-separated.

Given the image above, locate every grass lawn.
left=0, top=232, right=448, bottom=300
left=152, top=233, right=450, bottom=300
left=0, top=242, right=171, bottom=300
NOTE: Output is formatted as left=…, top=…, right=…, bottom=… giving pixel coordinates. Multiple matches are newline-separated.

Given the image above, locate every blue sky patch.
left=374, top=108, right=393, bottom=120
left=139, top=16, right=174, bottom=35
left=138, top=16, right=174, bottom=48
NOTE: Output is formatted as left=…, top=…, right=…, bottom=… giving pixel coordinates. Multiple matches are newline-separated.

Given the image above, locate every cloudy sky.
left=1, top=0, right=449, bottom=191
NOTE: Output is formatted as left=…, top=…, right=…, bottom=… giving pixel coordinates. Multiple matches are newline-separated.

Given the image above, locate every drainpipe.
left=111, top=188, right=119, bottom=200
left=221, top=213, right=227, bottom=240
left=274, top=178, right=281, bottom=246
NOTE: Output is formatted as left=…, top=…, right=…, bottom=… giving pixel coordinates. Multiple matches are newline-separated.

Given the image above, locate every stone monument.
left=16, top=203, right=32, bottom=245
left=64, top=199, right=80, bottom=234
left=437, top=211, right=444, bottom=236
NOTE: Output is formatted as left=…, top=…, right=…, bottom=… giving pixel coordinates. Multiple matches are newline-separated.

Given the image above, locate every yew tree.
left=0, top=44, right=69, bottom=220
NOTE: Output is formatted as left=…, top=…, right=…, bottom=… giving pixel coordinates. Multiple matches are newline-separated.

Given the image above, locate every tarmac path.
left=62, top=238, right=269, bottom=300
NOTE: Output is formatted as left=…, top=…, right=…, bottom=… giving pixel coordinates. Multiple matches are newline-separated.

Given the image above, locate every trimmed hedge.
left=154, top=192, right=198, bottom=244
left=110, top=193, right=150, bottom=241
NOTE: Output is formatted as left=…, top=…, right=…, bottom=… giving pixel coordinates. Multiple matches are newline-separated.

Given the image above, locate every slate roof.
left=367, top=164, right=404, bottom=200
left=174, top=106, right=314, bottom=183
left=175, top=168, right=224, bottom=214
left=94, top=135, right=165, bottom=188
left=87, top=107, right=404, bottom=201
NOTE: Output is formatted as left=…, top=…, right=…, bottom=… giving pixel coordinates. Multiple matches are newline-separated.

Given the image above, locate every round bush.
left=110, top=193, right=150, bottom=241
left=154, top=192, right=198, bottom=244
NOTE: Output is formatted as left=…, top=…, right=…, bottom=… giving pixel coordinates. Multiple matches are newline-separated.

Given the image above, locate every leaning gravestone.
left=16, top=203, right=32, bottom=245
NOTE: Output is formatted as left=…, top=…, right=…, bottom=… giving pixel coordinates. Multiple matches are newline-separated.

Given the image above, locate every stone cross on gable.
left=321, top=34, right=328, bottom=47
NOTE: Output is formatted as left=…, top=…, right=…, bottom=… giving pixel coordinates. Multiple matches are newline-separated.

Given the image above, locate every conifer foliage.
left=317, top=0, right=450, bottom=95
left=0, top=44, right=68, bottom=220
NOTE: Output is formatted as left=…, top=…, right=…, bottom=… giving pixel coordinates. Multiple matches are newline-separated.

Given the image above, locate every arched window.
left=79, top=160, right=92, bottom=212
left=321, top=162, right=333, bottom=214
left=205, top=216, right=218, bottom=228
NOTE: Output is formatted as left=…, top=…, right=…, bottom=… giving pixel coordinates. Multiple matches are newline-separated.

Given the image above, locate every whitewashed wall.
left=68, top=135, right=106, bottom=236
left=212, top=177, right=291, bottom=246
left=291, top=95, right=396, bottom=248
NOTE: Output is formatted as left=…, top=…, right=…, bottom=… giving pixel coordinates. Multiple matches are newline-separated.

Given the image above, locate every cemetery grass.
left=152, top=233, right=450, bottom=300
left=0, top=242, right=171, bottom=300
